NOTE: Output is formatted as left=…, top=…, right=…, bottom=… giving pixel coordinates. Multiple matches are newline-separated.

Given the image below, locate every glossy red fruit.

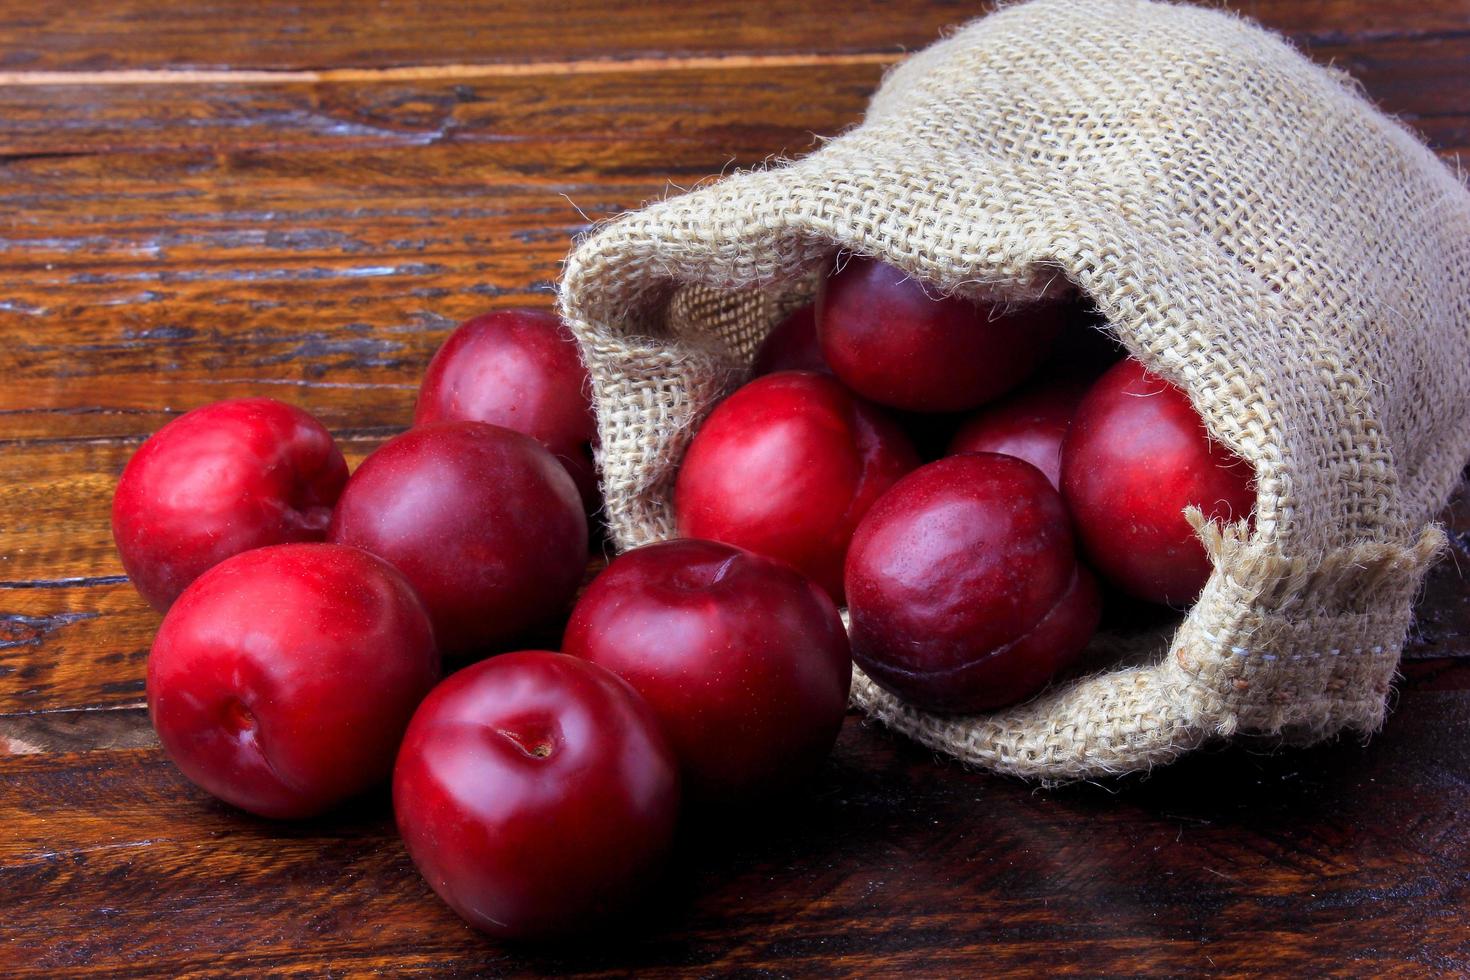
left=112, top=398, right=348, bottom=612
left=845, top=454, right=1101, bottom=713
left=329, top=421, right=587, bottom=657
left=947, top=375, right=1092, bottom=488
left=751, top=304, right=826, bottom=376
left=413, top=309, right=598, bottom=509
left=564, top=539, right=851, bottom=804
left=817, top=257, right=1064, bottom=412
left=394, top=651, right=680, bottom=940
left=148, top=543, right=438, bottom=819
left=674, top=370, right=918, bottom=602
left=1061, top=358, right=1255, bottom=605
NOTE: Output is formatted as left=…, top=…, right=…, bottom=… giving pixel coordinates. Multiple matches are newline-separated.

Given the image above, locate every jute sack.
left=557, top=0, right=1470, bottom=781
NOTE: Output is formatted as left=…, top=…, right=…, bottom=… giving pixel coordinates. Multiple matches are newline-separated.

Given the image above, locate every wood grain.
left=1, top=0, right=1465, bottom=72
left=2, top=0, right=1469, bottom=974
left=0, top=62, right=883, bottom=156
left=0, top=0, right=973, bottom=72
left=0, top=36, right=1463, bottom=156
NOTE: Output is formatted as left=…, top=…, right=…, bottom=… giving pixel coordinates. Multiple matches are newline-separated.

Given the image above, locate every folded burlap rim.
left=557, top=0, right=1470, bottom=781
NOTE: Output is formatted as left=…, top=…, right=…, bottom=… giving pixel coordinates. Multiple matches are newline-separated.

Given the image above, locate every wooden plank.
left=0, top=35, right=1462, bottom=158
left=0, top=64, right=878, bottom=304
left=0, top=0, right=966, bottom=73
left=0, top=62, right=882, bottom=156
left=0, top=0, right=1464, bottom=73
left=1232, top=0, right=1470, bottom=41
left=0, top=704, right=156, bottom=755
left=1, top=582, right=153, bottom=714
left=1, top=693, right=1468, bottom=976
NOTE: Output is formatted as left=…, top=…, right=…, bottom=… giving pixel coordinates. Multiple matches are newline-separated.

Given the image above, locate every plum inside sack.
left=665, top=275, right=1171, bottom=674
left=557, top=0, right=1470, bottom=781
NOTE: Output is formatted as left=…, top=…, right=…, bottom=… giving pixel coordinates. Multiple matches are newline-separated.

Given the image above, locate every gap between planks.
left=0, top=51, right=902, bottom=87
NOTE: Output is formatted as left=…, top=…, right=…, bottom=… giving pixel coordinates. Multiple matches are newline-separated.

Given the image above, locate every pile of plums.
left=684, top=257, right=1254, bottom=712
left=113, top=257, right=1253, bottom=941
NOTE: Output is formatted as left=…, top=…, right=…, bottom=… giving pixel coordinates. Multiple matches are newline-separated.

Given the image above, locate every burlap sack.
left=556, top=0, right=1470, bottom=781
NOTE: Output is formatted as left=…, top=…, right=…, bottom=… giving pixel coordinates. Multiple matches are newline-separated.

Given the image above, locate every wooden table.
left=3, top=1, right=1468, bottom=975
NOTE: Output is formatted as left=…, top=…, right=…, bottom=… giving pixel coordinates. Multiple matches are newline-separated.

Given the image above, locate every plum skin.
left=112, top=397, right=348, bottom=612
left=845, top=453, right=1101, bottom=713
left=751, top=304, right=826, bottom=376
left=147, top=543, right=439, bottom=819
left=1060, top=358, right=1255, bottom=605
left=329, top=421, right=588, bottom=657
left=413, top=308, right=598, bottom=509
left=947, top=375, right=1092, bottom=489
left=393, top=651, right=680, bottom=940
left=817, top=257, right=1064, bottom=413
left=674, top=370, right=918, bottom=603
left=564, top=538, right=852, bottom=804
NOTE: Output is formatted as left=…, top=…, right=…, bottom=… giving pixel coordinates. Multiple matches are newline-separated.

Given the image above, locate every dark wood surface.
left=2, top=1, right=1468, bottom=975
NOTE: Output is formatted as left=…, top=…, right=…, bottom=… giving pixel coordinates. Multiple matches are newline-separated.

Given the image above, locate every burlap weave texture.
left=557, top=0, right=1470, bottom=780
